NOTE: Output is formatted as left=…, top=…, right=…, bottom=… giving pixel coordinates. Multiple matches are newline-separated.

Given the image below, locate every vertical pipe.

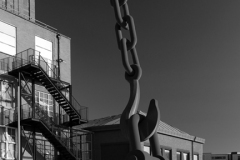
left=33, top=128, right=36, bottom=160
left=56, top=34, right=61, bottom=80
left=59, top=104, right=61, bottom=125
left=192, top=137, right=196, bottom=160
left=70, top=127, right=73, bottom=153
left=32, top=79, right=35, bottom=118
left=18, top=72, right=21, bottom=160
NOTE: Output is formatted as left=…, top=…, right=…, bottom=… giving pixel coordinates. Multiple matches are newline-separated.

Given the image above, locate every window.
left=160, top=147, right=172, bottom=160
left=7, top=128, right=15, bottom=159
left=177, top=151, right=189, bottom=160
left=0, top=21, right=16, bottom=55
left=164, top=149, right=171, bottom=160
left=177, top=152, right=181, bottom=160
left=7, top=128, right=15, bottom=142
left=183, top=152, right=189, bottom=160
left=35, top=36, right=53, bottom=77
left=194, top=154, right=199, bottom=160
left=35, top=36, right=52, bottom=60
left=35, top=91, right=53, bottom=117
left=0, top=127, right=16, bottom=159
left=143, top=146, right=150, bottom=154
left=0, top=81, right=13, bottom=109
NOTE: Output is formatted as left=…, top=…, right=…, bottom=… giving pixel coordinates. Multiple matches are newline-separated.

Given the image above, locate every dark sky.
left=36, top=0, right=240, bottom=154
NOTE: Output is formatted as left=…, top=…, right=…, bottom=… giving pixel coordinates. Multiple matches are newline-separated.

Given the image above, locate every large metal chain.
left=111, top=0, right=141, bottom=77
left=111, top=1, right=163, bottom=160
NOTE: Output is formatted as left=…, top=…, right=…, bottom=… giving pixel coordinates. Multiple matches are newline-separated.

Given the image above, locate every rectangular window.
left=0, top=81, right=13, bottom=109
left=194, top=154, right=199, bottom=160
left=0, top=127, right=16, bottom=159
left=183, top=152, right=189, bottom=160
left=35, top=90, right=54, bottom=117
left=7, top=143, right=15, bottom=159
left=35, top=36, right=52, bottom=60
left=164, top=149, right=171, bottom=160
left=1, top=142, right=6, bottom=158
left=0, top=21, right=16, bottom=55
left=35, top=36, right=53, bottom=77
left=143, top=146, right=150, bottom=154
left=177, top=152, right=181, bottom=160
left=7, top=128, right=15, bottom=142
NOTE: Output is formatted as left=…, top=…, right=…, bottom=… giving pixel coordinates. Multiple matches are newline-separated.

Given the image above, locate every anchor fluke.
left=139, top=99, right=160, bottom=142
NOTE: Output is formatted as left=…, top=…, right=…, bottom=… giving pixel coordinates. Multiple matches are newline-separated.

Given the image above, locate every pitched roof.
left=77, top=114, right=205, bottom=143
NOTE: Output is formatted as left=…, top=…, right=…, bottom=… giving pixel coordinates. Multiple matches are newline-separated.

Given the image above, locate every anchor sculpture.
left=110, top=0, right=166, bottom=160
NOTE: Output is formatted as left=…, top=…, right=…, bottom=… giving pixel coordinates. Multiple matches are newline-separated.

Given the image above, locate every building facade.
left=0, top=0, right=91, bottom=160
left=78, top=114, right=205, bottom=160
left=204, top=152, right=240, bottom=160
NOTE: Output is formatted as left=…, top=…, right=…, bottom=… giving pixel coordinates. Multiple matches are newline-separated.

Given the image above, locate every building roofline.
left=77, top=113, right=205, bottom=144
left=0, top=7, right=71, bottom=39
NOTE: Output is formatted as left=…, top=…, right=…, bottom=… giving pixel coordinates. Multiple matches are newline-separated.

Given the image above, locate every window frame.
left=143, top=144, right=151, bottom=154
left=35, top=90, right=54, bottom=117
left=176, top=150, right=190, bottom=160
left=160, top=146, right=172, bottom=160
left=193, top=153, right=199, bottom=160
left=0, top=20, right=16, bottom=56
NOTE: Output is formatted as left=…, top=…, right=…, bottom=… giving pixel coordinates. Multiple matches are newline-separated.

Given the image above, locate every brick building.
left=0, top=0, right=90, bottom=160
left=0, top=0, right=205, bottom=160
left=77, top=113, right=205, bottom=160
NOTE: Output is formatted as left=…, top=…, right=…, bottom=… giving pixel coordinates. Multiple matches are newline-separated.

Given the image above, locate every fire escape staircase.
left=33, top=67, right=81, bottom=126
left=4, top=49, right=87, bottom=126
left=34, top=106, right=78, bottom=160
left=18, top=76, right=80, bottom=160
left=0, top=49, right=87, bottom=160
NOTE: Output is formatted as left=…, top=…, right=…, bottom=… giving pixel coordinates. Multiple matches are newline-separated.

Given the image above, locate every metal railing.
left=4, top=104, right=91, bottom=160
left=24, top=133, right=55, bottom=160
left=2, top=106, right=92, bottom=160
left=0, top=48, right=88, bottom=122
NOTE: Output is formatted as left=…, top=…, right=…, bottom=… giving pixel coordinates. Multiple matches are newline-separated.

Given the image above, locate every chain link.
left=111, top=0, right=141, bottom=78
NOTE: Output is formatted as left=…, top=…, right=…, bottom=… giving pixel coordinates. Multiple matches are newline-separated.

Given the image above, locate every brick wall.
left=86, top=125, right=204, bottom=160
left=0, top=9, right=71, bottom=83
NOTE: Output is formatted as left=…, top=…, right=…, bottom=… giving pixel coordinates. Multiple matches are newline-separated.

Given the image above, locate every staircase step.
left=57, top=99, right=66, bottom=103
left=45, top=84, right=53, bottom=88
left=48, top=88, right=56, bottom=92
left=36, top=75, right=45, bottom=78
left=55, top=98, right=64, bottom=101
left=34, top=73, right=43, bottom=76
left=59, top=102, right=68, bottom=105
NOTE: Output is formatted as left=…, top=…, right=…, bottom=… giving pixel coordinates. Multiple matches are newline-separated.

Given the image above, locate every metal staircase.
left=33, top=68, right=81, bottom=126
left=0, top=49, right=91, bottom=160
left=0, top=48, right=88, bottom=125
left=6, top=104, right=81, bottom=160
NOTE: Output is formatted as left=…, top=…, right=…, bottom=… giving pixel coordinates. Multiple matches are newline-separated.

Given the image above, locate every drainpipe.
left=192, top=137, right=197, bottom=160
left=56, top=34, right=61, bottom=80
left=56, top=33, right=61, bottom=160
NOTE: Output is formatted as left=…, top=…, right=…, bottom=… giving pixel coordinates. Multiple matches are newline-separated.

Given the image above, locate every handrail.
left=16, top=104, right=80, bottom=158
left=25, top=133, right=54, bottom=160
left=2, top=106, right=91, bottom=160
left=0, top=48, right=88, bottom=121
